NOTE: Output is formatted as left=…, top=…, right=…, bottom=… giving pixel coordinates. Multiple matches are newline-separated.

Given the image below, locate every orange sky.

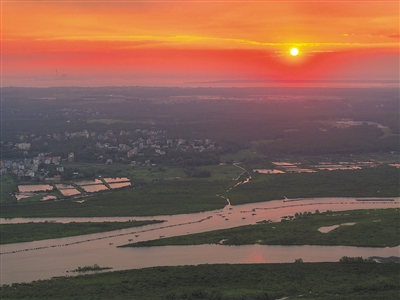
left=2, top=1, right=399, bottom=87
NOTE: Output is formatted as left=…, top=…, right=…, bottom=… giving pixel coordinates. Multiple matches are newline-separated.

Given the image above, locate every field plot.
left=55, top=184, right=81, bottom=197
left=103, top=177, right=130, bottom=183
left=18, top=184, right=53, bottom=193
left=109, top=182, right=131, bottom=189
left=81, top=184, right=109, bottom=193
left=75, top=179, right=103, bottom=185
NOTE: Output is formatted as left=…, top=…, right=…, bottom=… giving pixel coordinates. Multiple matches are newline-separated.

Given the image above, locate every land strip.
left=121, top=208, right=399, bottom=248
left=0, top=220, right=162, bottom=244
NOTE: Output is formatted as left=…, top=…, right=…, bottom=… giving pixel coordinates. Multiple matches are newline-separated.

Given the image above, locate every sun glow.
left=290, top=48, right=299, bottom=56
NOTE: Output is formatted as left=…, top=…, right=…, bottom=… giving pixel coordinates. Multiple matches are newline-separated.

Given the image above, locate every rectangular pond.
left=103, top=177, right=130, bottom=183
left=109, top=182, right=131, bottom=189
left=82, top=184, right=109, bottom=193
left=18, top=184, right=53, bottom=193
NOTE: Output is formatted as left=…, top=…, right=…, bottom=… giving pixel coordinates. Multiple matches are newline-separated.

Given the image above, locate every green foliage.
left=71, top=264, right=112, bottom=273
left=339, top=256, right=376, bottom=264
left=123, top=209, right=400, bottom=248
left=0, top=220, right=162, bottom=244
left=0, top=175, right=17, bottom=204
left=185, top=168, right=212, bottom=178
left=1, top=263, right=399, bottom=299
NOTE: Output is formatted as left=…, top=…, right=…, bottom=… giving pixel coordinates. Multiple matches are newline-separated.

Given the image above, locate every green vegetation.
left=1, top=262, right=399, bottom=299
left=0, top=220, right=162, bottom=244
left=1, top=166, right=398, bottom=218
left=257, top=124, right=399, bottom=156
left=0, top=180, right=229, bottom=218
left=71, top=264, right=112, bottom=273
left=122, top=209, right=399, bottom=248
left=224, top=165, right=400, bottom=205
left=0, top=175, right=17, bottom=204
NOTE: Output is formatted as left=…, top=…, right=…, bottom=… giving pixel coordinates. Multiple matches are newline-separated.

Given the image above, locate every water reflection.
left=2, top=244, right=399, bottom=285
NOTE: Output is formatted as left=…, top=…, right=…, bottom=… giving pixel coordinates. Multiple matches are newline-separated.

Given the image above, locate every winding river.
left=1, top=197, right=399, bottom=285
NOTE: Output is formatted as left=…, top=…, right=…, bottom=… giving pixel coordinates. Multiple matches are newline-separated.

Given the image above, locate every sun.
left=290, top=48, right=299, bottom=56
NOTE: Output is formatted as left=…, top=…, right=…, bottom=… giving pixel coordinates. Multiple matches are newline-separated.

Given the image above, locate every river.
left=1, top=197, right=399, bottom=285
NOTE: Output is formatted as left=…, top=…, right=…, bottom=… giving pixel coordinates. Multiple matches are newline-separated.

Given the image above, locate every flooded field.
left=81, top=184, right=109, bottom=193
left=15, top=193, right=33, bottom=201
left=109, top=182, right=131, bottom=189
left=103, top=177, right=130, bottom=183
left=253, top=169, right=285, bottom=174
left=18, top=184, right=53, bottom=193
left=55, top=184, right=81, bottom=196
left=58, top=189, right=81, bottom=196
left=75, top=179, right=103, bottom=186
left=55, top=184, right=75, bottom=190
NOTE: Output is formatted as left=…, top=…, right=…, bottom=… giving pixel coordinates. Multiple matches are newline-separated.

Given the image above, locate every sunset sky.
left=2, top=0, right=399, bottom=87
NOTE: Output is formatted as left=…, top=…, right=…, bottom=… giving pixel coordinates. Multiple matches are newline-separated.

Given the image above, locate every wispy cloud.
left=35, top=34, right=375, bottom=50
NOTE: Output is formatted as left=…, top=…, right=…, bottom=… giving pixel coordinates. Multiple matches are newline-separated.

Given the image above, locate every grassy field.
left=1, top=262, right=398, bottom=299
left=62, top=163, right=243, bottom=182
left=1, top=165, right=398, bottom=218
left=0, top=180, right=230, bottom=218
left=219, top=148, right=260, bottom=162
left=0, top=220, right=163, bottom=244
left=222, top=165, right=400, bottom=205
left=0, top=175, right=17, bottom=204
left=121, top=208, right=400, bottom=248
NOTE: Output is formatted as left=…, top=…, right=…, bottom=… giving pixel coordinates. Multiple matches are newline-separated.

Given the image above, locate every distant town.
left=1, top=126, right=219, bottom=181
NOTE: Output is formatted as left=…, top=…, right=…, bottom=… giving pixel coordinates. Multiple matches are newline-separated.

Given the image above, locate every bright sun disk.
left=290, top=48, right=299, bottom=56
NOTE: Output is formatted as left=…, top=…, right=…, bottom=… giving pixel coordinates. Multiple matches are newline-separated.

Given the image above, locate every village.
left=0, top=127, right=218, bottom=181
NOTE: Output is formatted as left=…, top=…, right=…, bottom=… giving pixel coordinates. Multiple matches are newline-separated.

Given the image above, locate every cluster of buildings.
left=0, top=152, right=74, bottom=179
left=1, top=127, right=219, bottom=179
left=5, top=128, right=217, bottom=157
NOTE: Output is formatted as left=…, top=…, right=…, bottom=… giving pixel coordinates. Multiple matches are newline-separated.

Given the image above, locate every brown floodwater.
left=1, top=197, right=399, bottom=285
left=81, top=184, right=109, bottom=193
left=109, top=182, right=132, bottom=189
left=75, top=179, right=103, bottom=186
left=103, top=177, right=130, bottom=183
left=18, top=184, right=53, bottom=193
left=57, top=188, right=81, bottom=196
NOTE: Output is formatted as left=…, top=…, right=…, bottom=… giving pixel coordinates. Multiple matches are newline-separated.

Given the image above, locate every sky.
left=1, top=0, right=399, bottom=87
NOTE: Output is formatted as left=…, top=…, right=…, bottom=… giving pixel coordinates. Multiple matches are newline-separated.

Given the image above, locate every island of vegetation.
left=70, top=264, right=112, bottom=273
left=120, top=208, right=399, bottom=248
